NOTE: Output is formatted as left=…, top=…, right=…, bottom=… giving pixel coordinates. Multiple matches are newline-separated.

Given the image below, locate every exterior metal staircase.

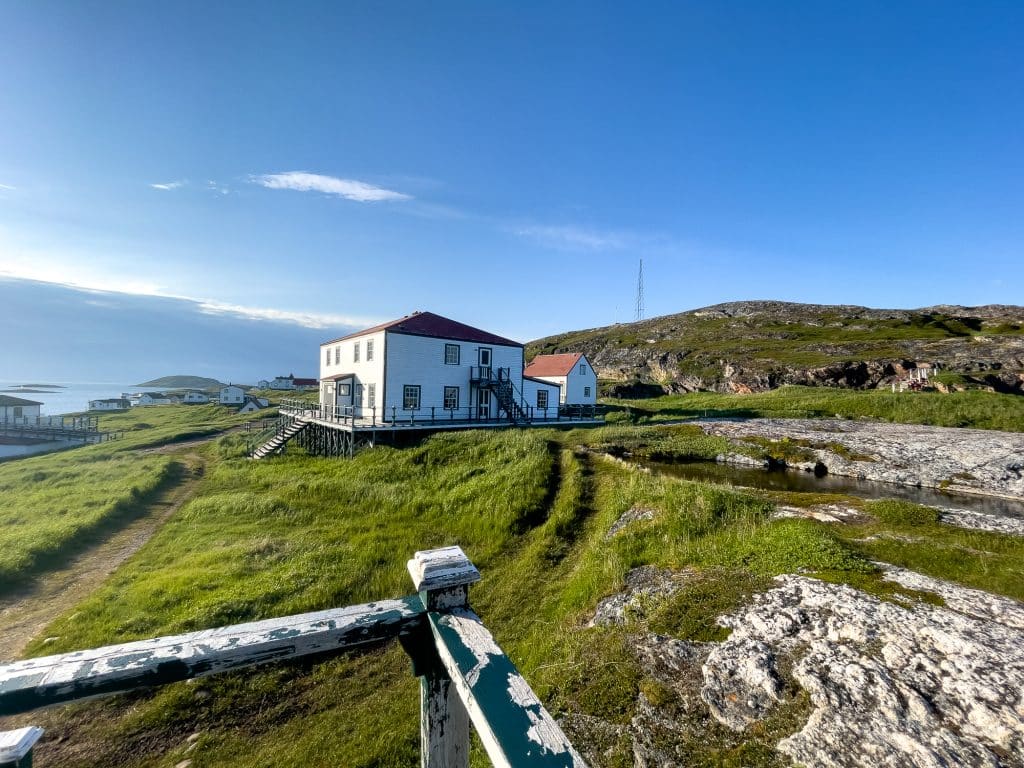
left=473, top=367, right=529, bottom=423
left=250, top=418, right=308, bottom=459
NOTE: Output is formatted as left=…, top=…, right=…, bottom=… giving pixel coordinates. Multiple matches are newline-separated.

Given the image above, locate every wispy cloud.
left=0, top=183, right=16, bottom=191
left=150, top=180, right=186, bottom=191
left=206, top=180, right=230, bottom=196
left=513, top=224, right=632, bottom=251
left=252, top=171, right=411, bottom=202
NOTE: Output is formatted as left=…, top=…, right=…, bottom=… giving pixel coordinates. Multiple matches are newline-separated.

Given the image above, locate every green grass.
left=7, top=420, right=1024, bottom=767
left=605, top=385, right=1024, bottom=431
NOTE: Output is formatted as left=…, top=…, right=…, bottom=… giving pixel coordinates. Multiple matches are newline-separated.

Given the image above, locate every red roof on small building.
left=324, top=311, right=521, bottom=348
left=524, top=353, right=584, bottom=377
left=291, top=378, right=318, bottom=386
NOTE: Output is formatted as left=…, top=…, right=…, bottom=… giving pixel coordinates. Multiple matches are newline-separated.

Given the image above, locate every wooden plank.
left=427, top=609, right=588, bottom=768
left=0, top=726, right=43, bottom=763
left=407, top=546, right=481, bottom=593
left=421, top=667, right=469, bottom=768
left=0, top=597, right=424, bottom=716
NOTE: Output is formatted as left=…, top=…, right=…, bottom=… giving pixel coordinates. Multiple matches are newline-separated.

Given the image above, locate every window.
left=334, top=346, right=340, bottom=365
left=338, top=383, right=351, bottom=397
left=367, top=339, right=374, bottom=361
left=367, top=383, right=376, bottom=408
left=444, top=386, right=459, bottom=410
left=579, top=363, right=587, bottom=375
left=559, top=383, right=566, bottom=404
left=537, top=390, right=548, bottom=409
left=584, top=386, right=591, bottom=398
left=403, top=385, right=421, bottom=410
left=354, top=342, right=360, bottom=363
left=478, top=347, right=492, bottom=366
left=13, top=406, right=23, bottom=418
left=325, top=348, right=330, bottom=365
left=444, top=343, right=460, bottom=365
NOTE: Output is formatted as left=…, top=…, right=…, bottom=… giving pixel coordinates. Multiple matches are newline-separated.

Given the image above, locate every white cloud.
left=150, top=181, right=186, bottom=191
left=0, top=183, right=16, bottom=191
left=192, top=299, right=376, bottom=329
left=252, top=171, right=411, bottom=202
left=513, top=224, right=631, bottom=251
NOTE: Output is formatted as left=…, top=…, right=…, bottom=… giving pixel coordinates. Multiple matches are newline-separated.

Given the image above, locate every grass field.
left=4, top=403, right=1022, bottom=767
left=604, top=385, right=1024, bottom=432
left=0, top=404, right=271, bottom=593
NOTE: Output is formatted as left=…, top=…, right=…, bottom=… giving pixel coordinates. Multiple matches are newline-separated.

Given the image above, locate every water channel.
left=643, top=459, right=1024, bottom=521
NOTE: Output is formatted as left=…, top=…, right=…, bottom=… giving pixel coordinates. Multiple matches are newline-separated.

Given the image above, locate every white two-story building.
left=320, top=311, right=552, bottom=422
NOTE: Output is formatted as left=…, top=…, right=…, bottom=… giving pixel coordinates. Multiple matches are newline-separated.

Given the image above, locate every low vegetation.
left=605, top=385, right=1024, bottom=432
left=2, top=404, right=1022, bottom=766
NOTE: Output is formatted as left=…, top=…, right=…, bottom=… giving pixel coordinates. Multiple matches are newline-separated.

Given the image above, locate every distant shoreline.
left=1, top=384, right=67, bottom=393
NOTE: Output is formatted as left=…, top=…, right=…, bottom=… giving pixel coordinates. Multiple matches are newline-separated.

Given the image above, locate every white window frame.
left=537, top=390, right=548, bottom=409
left=580, top=363, right=587, bottom=375
left=325, top=348, right=331, bottom=366
left=444, top=343, right=461, bottom=365
left=559, top=383, right=566, bottom=404
left=334, top=347, right=340, bottom=365
left=354, top=342, right=360, bottom=363
left=367, top=383, right=376, bottom=408
left=366, top=339, right=374, bottom=361
left=403, top=385, right=421, bottom=410
left=443, top=386, right=459, bottom=410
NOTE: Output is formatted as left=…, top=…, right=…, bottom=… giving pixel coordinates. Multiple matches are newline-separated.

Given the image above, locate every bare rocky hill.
left=527, top=301, right=1024, bottom=395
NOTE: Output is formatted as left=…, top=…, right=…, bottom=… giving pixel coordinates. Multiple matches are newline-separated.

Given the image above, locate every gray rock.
left=607, top=505, right=658, bottom=537
left=589, top=566, right=693, bottom=627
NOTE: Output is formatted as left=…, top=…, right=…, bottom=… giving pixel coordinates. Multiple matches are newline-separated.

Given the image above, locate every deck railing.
left=280, top=399, right=602, bottom=428
left=0, top=547, right=586, bottom=768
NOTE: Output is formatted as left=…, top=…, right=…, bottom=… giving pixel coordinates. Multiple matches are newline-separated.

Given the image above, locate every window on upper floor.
left=354, top=342, right=360, bottom=363
left=444, top=343, right=460, bottom=365
left=325, top=348, right=331, bottom=366
left=334, top=346, right=340, bottom=365
left=367, top=339, right=375, bottom=361
left=580, top=363, right=587, bottom=375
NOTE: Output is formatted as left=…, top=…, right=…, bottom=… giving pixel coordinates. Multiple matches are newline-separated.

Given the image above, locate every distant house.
left=0, top=395, right=42, bottom=423
left=182, top=391, right=210, bottom=404
left=237, top=396, right=270, bottom=414
left=256, top=379, right=270, bottom=389
left=270, top=374, right=318, bottom=390
left=132, top=392, right=173, bottom=407
left=522, top=376, right=562, bottom=416
left=89, top=398, right=130, bottom=411
left=219, top=385, right=245, bottom=405
left=524, top=353, right=598, bottom=406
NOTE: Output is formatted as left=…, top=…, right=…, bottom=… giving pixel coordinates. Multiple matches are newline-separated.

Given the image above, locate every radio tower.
left=635, top=258, right=644, bottom=322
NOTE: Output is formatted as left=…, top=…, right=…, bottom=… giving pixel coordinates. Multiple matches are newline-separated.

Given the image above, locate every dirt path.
left=0, top=453, right=205, bottom=663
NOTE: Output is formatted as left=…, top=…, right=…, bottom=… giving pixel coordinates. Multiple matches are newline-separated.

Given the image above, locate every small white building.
left=132, top=392, right=173, bottom=407
left=521, top=377, right=562, bottom=418
left=89, top=398, right=130, bottom=411
left=256, top=379, right=270, bottom=389
left=181, top=391, right=210, bottom=404
left=523, top=353, right=598, bottom=406
left=237, top=396, right=267, bottom=414
left=220, top=385, right=245, bottom=405
left=0, top=395, right=42, bottom=423
left=320, top=311, right=529, bottom=421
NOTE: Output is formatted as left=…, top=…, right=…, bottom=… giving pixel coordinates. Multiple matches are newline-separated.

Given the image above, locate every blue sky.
left=1, top=1, right=1022, bottom=372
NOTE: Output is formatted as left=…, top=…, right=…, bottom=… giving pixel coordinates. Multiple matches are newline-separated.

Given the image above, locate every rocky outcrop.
left=583, top=565, right=1024, bottom=767
left=527, top=301, right=1024, bottom=394
left=694, top=418, right=1024, bottom=500
left=705, top=568, right=1024, bottom=767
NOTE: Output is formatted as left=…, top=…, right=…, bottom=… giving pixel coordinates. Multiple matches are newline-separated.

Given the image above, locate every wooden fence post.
left=0, top=727, right=43, bottom=768
left=404, top=547, right=481, bottom=768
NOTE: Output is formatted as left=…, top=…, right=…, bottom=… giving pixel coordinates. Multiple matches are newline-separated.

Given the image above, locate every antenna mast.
left=635, top=258, right=644, bottom=322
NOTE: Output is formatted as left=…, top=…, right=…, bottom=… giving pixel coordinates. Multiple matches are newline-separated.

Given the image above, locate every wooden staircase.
left=250, top=419, right=308, bottom=459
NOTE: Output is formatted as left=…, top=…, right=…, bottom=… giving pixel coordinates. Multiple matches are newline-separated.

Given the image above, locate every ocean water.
left=0, top=381, right=164, bottom=416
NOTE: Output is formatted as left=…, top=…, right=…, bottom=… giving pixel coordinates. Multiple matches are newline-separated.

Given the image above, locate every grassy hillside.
left=528, top=301, right=1024, bottom=395
left=6, top=421, right=1023, bottom=767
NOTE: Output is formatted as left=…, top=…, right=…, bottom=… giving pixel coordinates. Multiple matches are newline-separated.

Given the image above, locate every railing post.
left=0, top=726, right=43, bottom=768
left=404, top=547, right=480, bottom=768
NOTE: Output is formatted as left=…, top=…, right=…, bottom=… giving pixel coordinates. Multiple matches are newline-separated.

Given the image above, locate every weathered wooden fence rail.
left=0, top=547, right=586, bottom=768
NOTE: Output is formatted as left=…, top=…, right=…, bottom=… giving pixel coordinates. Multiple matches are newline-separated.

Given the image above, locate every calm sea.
left=0, top=381, right=164, bottom=416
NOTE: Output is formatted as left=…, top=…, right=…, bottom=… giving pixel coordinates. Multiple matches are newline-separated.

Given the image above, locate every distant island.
left=0, top=383, right=67, bottom=393
left=135, top=375, right=226, bottom=390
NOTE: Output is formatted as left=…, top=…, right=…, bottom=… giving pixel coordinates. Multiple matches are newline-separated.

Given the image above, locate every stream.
left=643, top=459, right=1024, bottom=521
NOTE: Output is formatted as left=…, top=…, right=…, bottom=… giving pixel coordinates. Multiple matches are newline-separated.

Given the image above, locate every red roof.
left=524, top=353, right=584, bottom=377
left=291, top=378, right=318, bottom=386
left=324, top=311, right=521, bottom=347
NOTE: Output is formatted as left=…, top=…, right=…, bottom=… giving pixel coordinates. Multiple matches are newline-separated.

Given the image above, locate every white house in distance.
left=131, top=392, right=173, bottom=407
left=181, top=391, right=210, bottom=404
left=0, top=395, right=42, bottom=422
left=524, top=353, right=598, bottom=406
left=89, top=397, right=130, bottom=411
left=220, top=385, right=245, bottom=405
left=319, top=311, right=554, bottom=421
left=269, top=374, right=319, bottom=391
